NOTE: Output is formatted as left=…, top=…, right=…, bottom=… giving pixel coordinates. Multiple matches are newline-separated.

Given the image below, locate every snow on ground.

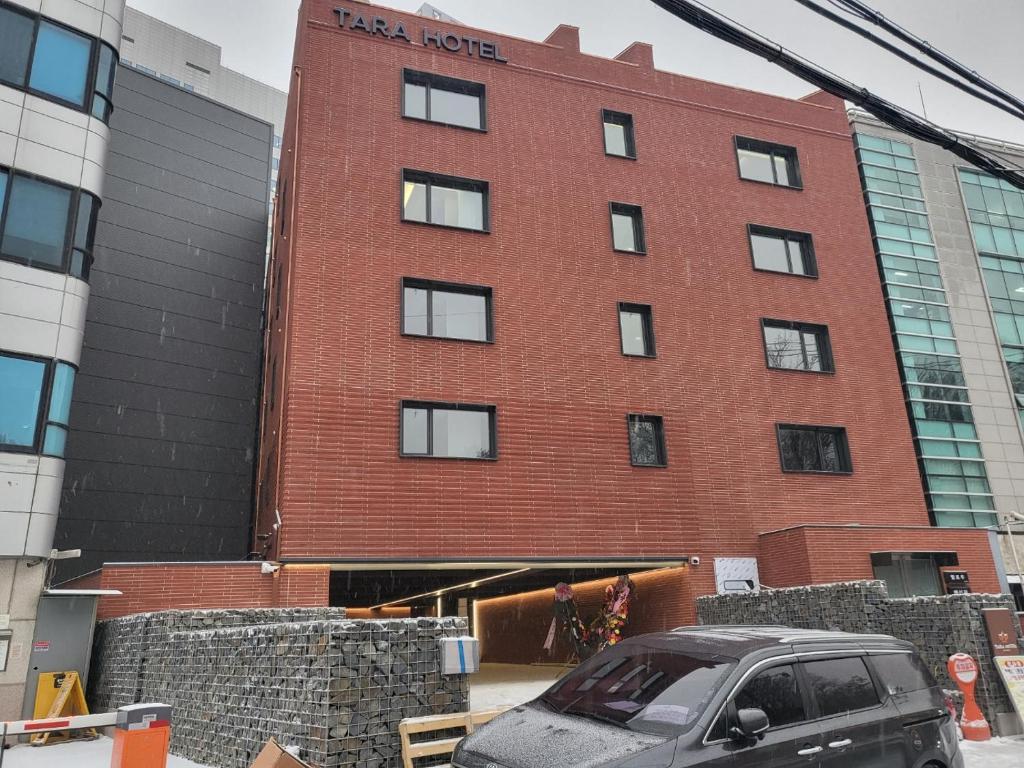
left=469, top=663, right=571, bottom=710
left=959, top=736, right=1024, bottom=768
left=2, top=735, right=208, bottom=767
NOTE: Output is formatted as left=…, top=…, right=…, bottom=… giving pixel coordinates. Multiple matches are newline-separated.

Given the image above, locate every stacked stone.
left=88, top=612, right=151, bottom=712
left=696, top=580, right=1022, bottom=734
left=88, top=610, right=469, bottom=768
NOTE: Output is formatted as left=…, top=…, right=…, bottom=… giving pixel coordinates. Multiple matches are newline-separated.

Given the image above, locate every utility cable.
left=792, top=0, right=1024, bottom=122
left=834, top=0, right=1024, bottom=116
left=646, top=0, right=1024, bottom=191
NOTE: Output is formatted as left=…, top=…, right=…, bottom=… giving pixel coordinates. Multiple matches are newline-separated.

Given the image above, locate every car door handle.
left=828, top=739, right=853, bottom=749
left=797, top=746, right=823, bottom=756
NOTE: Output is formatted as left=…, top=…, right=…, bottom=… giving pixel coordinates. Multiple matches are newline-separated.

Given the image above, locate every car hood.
left=455, top=702, right=671, bottom=768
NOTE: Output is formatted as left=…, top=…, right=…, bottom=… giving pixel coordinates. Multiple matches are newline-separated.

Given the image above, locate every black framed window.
left=734, top=664, right=807, bottom=729
left=610, top=202, right=645, bottom=253
left=619, top=303, right=655, bottom=357
left=402, top=278, right=493, bottom=342
left=762, top=319, right=833, bottom=373
left=801, top=657, right=880, bottom=717
left=402, top=169, right=489, bottom=232
left=0, top=351, right=75, bottom=456
left=735, top=136, right=802, bottom=188
left=749, top=225, right=817, bottom=277
left=870, top=552, right=955, bottom=598
left=602, top=109, right=636, bottom=159
left=0, top=166, right=99, bottom=280
left=777, top=424, right=852, bottom=474
left=0, top=2, right=119, bottom=123
left=402, top=69, right=485, bottom=131
left=627, top=414, right=666, bottom=467
left=401, top=401, right=496, bottom=459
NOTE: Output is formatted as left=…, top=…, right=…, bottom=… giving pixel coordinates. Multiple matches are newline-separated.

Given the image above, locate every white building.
left=0, top=0, right=126, bottom=718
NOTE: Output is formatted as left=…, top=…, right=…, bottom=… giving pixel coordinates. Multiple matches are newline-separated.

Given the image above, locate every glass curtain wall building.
left=854, top=133, right=996, bottom=528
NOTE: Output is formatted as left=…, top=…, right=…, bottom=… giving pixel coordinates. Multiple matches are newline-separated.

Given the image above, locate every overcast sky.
left=126, top=0, right=1024, bottom=143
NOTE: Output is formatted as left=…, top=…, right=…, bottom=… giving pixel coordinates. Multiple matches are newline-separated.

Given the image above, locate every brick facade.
left=92, top=563, right=329, bottom=619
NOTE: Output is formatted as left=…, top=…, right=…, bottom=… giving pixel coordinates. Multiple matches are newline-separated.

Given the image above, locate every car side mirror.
left=729, top=708, right=770, bottom=744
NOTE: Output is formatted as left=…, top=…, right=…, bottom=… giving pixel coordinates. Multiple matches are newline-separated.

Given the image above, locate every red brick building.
left=91, top=1, right=1002, bottom=646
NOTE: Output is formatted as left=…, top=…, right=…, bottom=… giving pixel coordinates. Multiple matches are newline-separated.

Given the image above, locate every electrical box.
left=439, top=636, right=479, bottom=675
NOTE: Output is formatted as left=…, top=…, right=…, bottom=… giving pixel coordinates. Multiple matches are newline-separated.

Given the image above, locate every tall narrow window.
left=762, top=320, right=833, bottom=372
left=91, top=43, right=117, bottom=122
left=400, top=401, right=496, bottom=459
left=627, top=414, right=666, bottom=467
left=0, top=5, right=34, bottom=87
left=735, top=136, right=802, bottom=188
left=402, top=279, right=493, bottom=342
left=603, top=110, right=636, bottom=159
left=42, top=362, right=75, bottom=457
left=618, top=303, right=655, bottom=357
left=30, top=21, right=92, bottom=107
left=610, top=202, right=645, bottom=254
left=749, top=225, right=817, bottom=277
left=403, top=69, right=486, bottom=130
left=402, top=170, right=488, bottom=232
left=777, top=424, right=852, bottom=474
left=69, top=192, right=98, bottom=279
left=0, top=352, right=47, bottom=451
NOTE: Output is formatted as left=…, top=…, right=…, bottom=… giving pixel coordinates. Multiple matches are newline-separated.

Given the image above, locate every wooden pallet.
left=399, top=708, right=508, bottom=768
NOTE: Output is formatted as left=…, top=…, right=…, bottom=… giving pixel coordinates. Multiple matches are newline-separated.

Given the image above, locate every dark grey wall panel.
left=56, top=66, right=271, bottom=579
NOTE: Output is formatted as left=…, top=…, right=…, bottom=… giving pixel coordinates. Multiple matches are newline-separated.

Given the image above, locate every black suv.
left=454, top=625, right=961, bottom=768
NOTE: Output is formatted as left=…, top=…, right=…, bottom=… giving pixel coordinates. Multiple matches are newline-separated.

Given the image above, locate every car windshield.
left=540, top=642, right=736, bottom=736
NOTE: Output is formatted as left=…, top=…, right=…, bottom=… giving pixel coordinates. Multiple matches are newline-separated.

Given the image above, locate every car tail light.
left=944, top=694, right=957, bottom=720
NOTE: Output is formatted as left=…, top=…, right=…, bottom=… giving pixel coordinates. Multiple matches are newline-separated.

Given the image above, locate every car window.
left=803, top=657, right=880, bottom=717
left=542, top=643, right=735, bottom=736
left=869, top=653, right=937, bottom=695
left=733, top=664, right=807, bottom=729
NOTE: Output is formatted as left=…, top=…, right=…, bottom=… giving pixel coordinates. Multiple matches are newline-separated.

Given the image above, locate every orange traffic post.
left=110, top=704, right=172, bottom=768
left=947, top=653, right=991, bottom=741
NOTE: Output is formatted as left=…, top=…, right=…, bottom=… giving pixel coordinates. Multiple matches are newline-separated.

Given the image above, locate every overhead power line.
left=646, top=0, right=1024, bottom=191
left=834, top=0, right=1024, bottom=117
left=792, top=0, right=1024, bottom=122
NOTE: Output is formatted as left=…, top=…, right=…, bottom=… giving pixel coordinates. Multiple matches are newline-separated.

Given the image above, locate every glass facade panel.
left=403, top=82, right=427, bottom=119
left=0, top=354, right=46, bottom=449
left=855, top=135, right=995, bottom=527
left=612, top=212, right=638, bottom=252
left=92, top=43, right=116, bottom=121
left=430, top=88, right=481, bottom=129
left=430, top=186, right=483, bottom=230
left=30, top=22, right=92, bottom=106
left=48, top=363, right=75, bottom=426
left=1, top=175, right=72, bottom=269
left=432, top=290, right=487, bottom=341
left=433, top=408, right=491, bottom=458
left=402, top=286, right=428, bottom=335
left=0, top=7, right=33, bottom=87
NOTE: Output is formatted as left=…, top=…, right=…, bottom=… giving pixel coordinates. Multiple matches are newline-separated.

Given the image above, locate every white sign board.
left=715, top=557, right=760, bottom=594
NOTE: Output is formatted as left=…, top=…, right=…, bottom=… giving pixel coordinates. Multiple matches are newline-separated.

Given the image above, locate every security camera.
left=261, top=562, right=280, bottom=575
left=690, top=556, right=701, bottom=566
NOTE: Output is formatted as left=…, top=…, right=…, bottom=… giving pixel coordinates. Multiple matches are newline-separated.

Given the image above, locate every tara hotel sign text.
left=333, top=7, right=509, bottom=62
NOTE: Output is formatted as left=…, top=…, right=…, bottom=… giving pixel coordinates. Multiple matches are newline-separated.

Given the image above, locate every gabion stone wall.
left=89, top=609, right=469, bottom=768
left=697, top=580, right=1022, bottom=734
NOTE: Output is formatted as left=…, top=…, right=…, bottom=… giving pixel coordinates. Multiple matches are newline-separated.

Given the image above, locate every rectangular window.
left=610, top=202, right=646, bottom=253
left=777, top=424, right=852, bottom=474
left=749, top=225, right=817, bottom=277
left=92, top=43, right=117, bottom=122
left=618, top=303, right=655, bottom=357
left=762, top=319, right=833, bottom=372
left=1, top=174, right=72, bottom=271
left=0, top=351, right=47, bottom=451
left=400, top=401, right=496, bottom=459
left=30, top=21, right=92, bottom=107
left=402, top=278, right=493, bottom=342
left=402, top=170, right=488, bottom=232
left=870, top=552, right=952, bottom=598
left=736, top=136, right=801, bottom=188
left=602, top=110, right=636, bottom=159
left=402, top=69, right=485, bottom=130
left=0, top=5, right=34, bottom=88
left=802, top=657, right=880, bottom=716
left=627, top=414, right=666, bottom=467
